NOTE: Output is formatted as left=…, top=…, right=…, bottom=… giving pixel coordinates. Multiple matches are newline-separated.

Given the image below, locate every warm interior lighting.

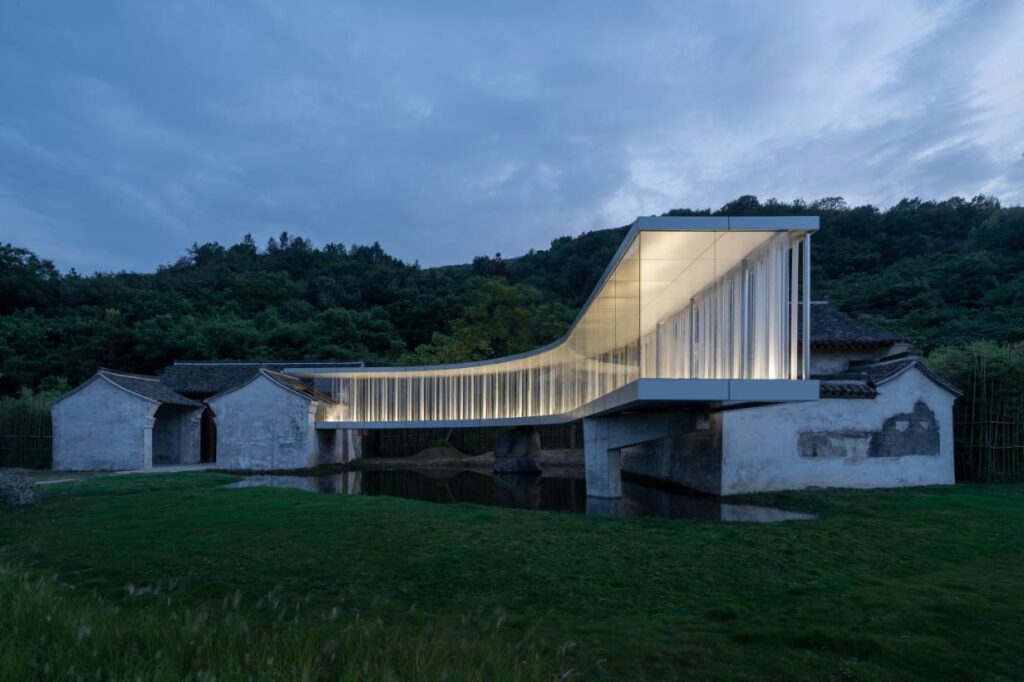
left=300, top=226, right=811, bottom=424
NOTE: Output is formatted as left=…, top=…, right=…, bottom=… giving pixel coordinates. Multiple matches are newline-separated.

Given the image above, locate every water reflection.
left=229, top=469, right=813, bottom=523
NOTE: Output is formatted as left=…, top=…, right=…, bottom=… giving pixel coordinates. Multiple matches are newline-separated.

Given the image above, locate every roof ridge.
left=259, top=368, right=336, bottom=404
left=99, top=368, right=160, bottom=381
left=848, top=356, right=916, bottom=369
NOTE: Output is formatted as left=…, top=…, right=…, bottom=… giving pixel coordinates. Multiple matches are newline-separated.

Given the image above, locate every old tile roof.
left=160, top=360, right=361, bottom=398
left=801, top=303, right=909, bottom=349
left=98, top=369, right=203, bottom=407
left=260, top=369, right=336, bottom=403
left=160, top=363, right=262, bottom=398
left=815, top=353, right=961, bottom=399
left=818, top=381, right=878, bottom=399
left=847, top=354, right=961, bottom=396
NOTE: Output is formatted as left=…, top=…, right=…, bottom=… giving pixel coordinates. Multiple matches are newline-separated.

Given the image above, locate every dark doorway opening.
left=200, top=407, right=217, bottom=463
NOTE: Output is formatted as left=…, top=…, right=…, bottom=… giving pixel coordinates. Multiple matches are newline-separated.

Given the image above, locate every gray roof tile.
left=816, top=354, right=961, bottom=398
left=99, top=370, right=203, bottom=407
left=160, top=361, right=360, bottom=398
left=801, top=303, right=908, bottom=348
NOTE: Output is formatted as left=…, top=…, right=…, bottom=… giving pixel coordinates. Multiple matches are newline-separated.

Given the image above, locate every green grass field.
left=1, top=473, right=1022, bottom=680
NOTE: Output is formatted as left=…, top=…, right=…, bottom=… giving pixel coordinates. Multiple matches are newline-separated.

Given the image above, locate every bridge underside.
left=314, top=378, right=818, bottom=430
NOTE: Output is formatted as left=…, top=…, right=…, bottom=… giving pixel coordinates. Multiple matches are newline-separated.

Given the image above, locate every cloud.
left=0, top=0, right=1020, bottom=272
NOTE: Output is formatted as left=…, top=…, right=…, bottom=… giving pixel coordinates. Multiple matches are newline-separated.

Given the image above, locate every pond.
left=230, top=469, right=814, bottom=522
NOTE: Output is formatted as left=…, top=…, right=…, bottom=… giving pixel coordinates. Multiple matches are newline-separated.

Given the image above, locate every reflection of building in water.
left=230, top=470, right=813, bottom=522
left=493, top=474, right=541, bottom=510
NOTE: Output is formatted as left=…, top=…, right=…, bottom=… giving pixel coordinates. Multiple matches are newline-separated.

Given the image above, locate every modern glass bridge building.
left=288, top=216, right=820, bottom=430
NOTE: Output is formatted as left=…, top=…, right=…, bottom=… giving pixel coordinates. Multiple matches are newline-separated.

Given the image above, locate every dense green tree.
left=399, top=279, right=573, bottom=365
left=0, top=195, right=1021, bottom=394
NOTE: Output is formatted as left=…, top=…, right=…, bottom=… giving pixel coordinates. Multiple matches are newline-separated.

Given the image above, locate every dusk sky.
left=1, top=1, right=1022, bottom=273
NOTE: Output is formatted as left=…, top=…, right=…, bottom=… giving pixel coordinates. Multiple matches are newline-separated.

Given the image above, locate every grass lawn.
left=1, top=473, right=1022, bottom=680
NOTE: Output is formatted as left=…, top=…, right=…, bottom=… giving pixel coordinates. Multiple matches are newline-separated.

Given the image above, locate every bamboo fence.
left=939, top=344, right=1024, bottom=483
left=0, top=395, right=53, bottom=469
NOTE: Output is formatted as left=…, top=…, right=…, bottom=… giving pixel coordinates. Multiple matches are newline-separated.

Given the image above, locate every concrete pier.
left=583, top=410, right=709, bottom=498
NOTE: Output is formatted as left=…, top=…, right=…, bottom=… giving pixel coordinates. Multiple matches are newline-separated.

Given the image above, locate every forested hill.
left=1, top=195, right=1022, bottom=395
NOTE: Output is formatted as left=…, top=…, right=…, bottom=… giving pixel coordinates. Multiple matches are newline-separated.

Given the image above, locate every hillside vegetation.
left=1, top=195, right=1022, bottom=395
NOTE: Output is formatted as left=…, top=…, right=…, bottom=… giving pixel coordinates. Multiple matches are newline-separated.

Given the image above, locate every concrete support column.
left=583, top=417, right=622, bottom=499
left=583, top=410, right=710, bottom=499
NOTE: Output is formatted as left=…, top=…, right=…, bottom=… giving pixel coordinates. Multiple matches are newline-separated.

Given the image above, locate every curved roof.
left=292, top=216, right=823, bottom=427
left=292, top=215, right=819, bottom=375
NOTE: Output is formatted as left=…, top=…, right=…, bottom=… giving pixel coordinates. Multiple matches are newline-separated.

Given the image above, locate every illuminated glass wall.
left=638, top=230, right=791, bottom=379
left=314, top=229, right=806, bottom=424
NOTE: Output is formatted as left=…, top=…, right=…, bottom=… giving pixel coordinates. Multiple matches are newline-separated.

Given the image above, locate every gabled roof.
left=160, top=360, right=361, bottom=398
left=818, top=381, right=878, bottom=399
left=816, top=354, right=961, bottom=399
left=261, top=369, right=335, bottom=403
left=801, top=303, right=909, bottom=349
left=203, top=368, right=336, bottom=404
left=160, top=363, right=263, bottom=397
left=53, top=369, right=202, bottom=408
left=847, top=355, right=962, bottom=396
left=100, top=370, right=204, bottom=407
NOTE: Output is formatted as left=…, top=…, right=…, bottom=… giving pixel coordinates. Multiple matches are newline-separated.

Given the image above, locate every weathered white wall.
left=209, top=376, right=315, bottom=469
left=720, top=368, right=955, bottom=494
left=51, top=378, right=156, bottom=471
left=209, top=375, right=354, bottom=470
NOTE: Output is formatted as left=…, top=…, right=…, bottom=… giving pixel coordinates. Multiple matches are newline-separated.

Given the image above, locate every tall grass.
left=0, top=565, right=571, bottom=681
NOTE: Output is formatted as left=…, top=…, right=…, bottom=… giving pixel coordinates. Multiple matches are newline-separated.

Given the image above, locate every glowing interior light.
left=304, top=228, right=809, bottom=424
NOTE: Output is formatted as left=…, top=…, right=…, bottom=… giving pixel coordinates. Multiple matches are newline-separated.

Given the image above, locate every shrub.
left=0, top=472, right=36, bottom=508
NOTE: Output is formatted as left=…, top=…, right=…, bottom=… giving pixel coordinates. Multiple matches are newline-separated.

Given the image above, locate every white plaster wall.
left=51, top=378, right=155, bottom=471
left=208, top=376, right=318, bottom=470
left=721, top=368, right=956, bottom=494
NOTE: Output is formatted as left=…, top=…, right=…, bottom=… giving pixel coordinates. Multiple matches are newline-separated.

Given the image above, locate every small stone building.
left=51, top=369, right=203, bottom=471
left=51, top=361, right=361, bottom=472
left=204, top=368, right=352, bottom=470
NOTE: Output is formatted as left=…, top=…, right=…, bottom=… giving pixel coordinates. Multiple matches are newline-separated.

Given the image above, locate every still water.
left=230, top=469, right=814, bottom=522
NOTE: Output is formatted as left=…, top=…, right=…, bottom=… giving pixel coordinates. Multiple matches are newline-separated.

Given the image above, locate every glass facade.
left=311, top=227, right=810, bottom=424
